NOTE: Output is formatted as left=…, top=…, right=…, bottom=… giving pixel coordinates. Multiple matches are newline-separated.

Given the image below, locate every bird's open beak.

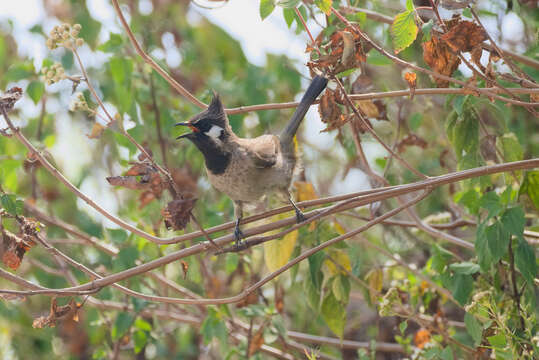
left=175, top=122, right=198, bottom=139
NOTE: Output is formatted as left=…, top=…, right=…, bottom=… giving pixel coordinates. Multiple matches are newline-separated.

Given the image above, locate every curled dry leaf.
left=1, top=229, right=34, bottom=270
left=87, top=122, right=106, bottom=139
left=162, top=197, right=196, bottom=231
left=248, top=325, right=266, bottom=357
left=33, top=298, right=80, bottom=329
left=107, top=162, right=166, bottom=208
left=396, top=133, right=428, bottom=153
left=0, top=87, right=23, bottom=112
left=318, top=89, right=343, bottom=132
left=180, top=260, right=189, bottom=279
left=422, top=34, right=461, bottom=87
left=307, top=25, right=368, bottom=74
left=404, top=71, right=417, bottom=99
left=352, top=74, right=388, bottom=122
left=440, top=20, right=487, bottom=53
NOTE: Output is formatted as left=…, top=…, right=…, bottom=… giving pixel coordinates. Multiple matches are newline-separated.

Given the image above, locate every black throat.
left=189, top=134, right=231, bottom=175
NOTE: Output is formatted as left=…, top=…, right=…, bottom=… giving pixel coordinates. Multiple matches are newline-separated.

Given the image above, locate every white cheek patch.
left=205, top=125, right=223, bottom=140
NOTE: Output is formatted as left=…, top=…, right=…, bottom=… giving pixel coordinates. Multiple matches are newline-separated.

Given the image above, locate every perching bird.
left=176, top=75, right=328, bottom=244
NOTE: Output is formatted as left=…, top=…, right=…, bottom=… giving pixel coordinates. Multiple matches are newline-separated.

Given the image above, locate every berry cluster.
left=69, top=92, right=90, bottom=112
left=40, top=62, right=67, bottom=85
left=46, top=23, right=84, bottom=50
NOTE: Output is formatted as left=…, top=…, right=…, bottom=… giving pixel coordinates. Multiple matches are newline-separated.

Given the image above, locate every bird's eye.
left=194, top=119, right=211, bottom=133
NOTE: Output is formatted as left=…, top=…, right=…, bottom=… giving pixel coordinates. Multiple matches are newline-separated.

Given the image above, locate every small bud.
left=63, top=40, right=73, bottom=49
left=46, top=71, right=54, bottom=78
left=70, top=29, right=79, bottom=37
left=73, top=24, right=82, bottom=31
left=75, top=38, right=84, bottom=47
left=62, top=32, right=70, bottom=40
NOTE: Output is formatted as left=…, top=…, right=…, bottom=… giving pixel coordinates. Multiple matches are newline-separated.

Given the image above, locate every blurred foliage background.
left=0, top=0, right=538, bottom=359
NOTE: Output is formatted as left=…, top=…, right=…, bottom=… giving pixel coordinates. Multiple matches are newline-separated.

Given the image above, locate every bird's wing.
left=244, top=135, right=279, bottom=168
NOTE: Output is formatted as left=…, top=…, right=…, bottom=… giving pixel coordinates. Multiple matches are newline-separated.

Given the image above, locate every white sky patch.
left=191, top=0, right=312, bottom=68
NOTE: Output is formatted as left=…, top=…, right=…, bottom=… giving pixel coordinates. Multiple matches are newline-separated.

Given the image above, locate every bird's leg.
left=233, top=201, right=245, bottom=247
left=288, top=192, right=306, bottom=223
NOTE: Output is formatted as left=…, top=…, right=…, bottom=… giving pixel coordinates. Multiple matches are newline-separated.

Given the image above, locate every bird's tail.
left=280, top=75, right=328, bottom=154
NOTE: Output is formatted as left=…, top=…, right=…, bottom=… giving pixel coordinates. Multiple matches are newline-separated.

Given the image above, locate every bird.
left=176, top=75, right=328, bottom=244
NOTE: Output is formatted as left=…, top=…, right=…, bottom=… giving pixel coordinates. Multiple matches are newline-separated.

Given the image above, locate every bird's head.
left=175, top=92, right=233, bottom=148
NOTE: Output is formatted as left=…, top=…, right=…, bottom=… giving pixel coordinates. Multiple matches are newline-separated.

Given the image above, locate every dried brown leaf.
left=248, top=325, right=265, bottom=357
left=162, top=197, right=196, bottom=231
left=33, top=298, right=80, bottom=329
left=0, top=87, right=23, bottom=112
left=1, top=229, right=34, bottom=270
left=422, top=34, right=461, bottom=87
left=441, top=20, right=487, bottom=53
left=87, top=122, right=105, bottom=139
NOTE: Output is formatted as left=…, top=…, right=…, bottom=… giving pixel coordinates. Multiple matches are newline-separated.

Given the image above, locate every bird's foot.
left=294, top=208, right=306, bottom=223
left=233, top=223, right=245, bottom=248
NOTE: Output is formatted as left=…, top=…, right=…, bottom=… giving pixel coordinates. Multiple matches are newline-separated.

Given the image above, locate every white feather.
left=206, top=125, right=223, bottom=140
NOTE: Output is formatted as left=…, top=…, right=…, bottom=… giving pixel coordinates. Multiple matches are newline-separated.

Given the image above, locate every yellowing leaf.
left=294, top=181, right=317, bottom=201
left=365, top=268, right=383, bottom=302
left=391, top=10, right=418, bottom=53
left=324, top=249, right=351, bottom=275
left=264, top=229, right=298, bottom=272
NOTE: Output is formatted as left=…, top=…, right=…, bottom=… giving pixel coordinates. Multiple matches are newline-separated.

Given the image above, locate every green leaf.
left=390, top=10, right=418, bottom=54
left=133, top=330, right=147, bottom=354
left=308, top=251, right=325, bottom=290
left=314, top=0, right=332, bottom=15
left=450, top=262, right=480, bottom=275
left=1, top=194, right=18, bottom=216
left=462, top=8, right=472, bottom=18
left=5, top=61, right=35, bottom=82
left=134, top=318, right=152, bottom=331
left=421, top=19, right=434, bottom=42
left=475, top=221, right=493, bottom=271
left=456, top=189, right=480, bottom=215
left=440, top=346, right=453, bottom=360
left=405, top=0, right=415, bottom=11
left=464, top=313, right=482, bottom=347
left=519, top=171, right=539, bottom=210
left=408, top=112, right=422, bottom=131
left=450, top=274, right=473, bottom=305
left=487, top=333, right=506, bottom=348
left=277, top=0, right=300, bottom=8
left=106, top=228, right=128, bottom=244
left=500, top=206, right=525, bottom=237
left=399, top=320, right=408, bottom=334
left=479, top=191, right=503, bottom=219
left=200, top=307, right=227, bottom=345
left=98, top=33, right=123, bottom=53
left=445, top=103, right=480, bottom=167
left=117, top=246, right=139, bottom=268
left=366, top=50, right=393, bottom=66
left=282, top=8, right=295, bottom=27
left=515, top=237, right=536, bottom=284
left=498, top=133, right=523, bottom=164
left=27, top=81, right=45, bottom=105
left=321, top=292, right=346, bottom=338
left=260, top=0, right=276, bottom=20
left=486, top=221, right=510, bottom=263
left=225, top=253, right=239, bottom=274
left=112, top=312, right=134, bottom=341
left=332, top=275, right=350, bottom=304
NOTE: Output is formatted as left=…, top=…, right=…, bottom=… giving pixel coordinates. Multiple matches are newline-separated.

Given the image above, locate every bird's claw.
left=295, top=208, right=306, bottom=223
left=234, top=225, right=245, bottom=248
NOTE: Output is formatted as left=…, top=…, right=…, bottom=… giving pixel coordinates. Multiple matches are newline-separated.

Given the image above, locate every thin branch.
left=110, top=0, right=206, bottom=109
